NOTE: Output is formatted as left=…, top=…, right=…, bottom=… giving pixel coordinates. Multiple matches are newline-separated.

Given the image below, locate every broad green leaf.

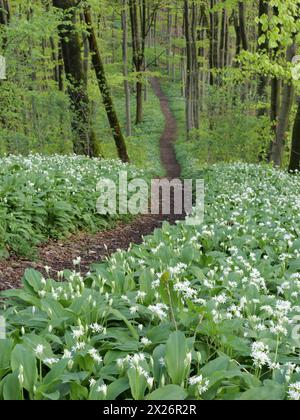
left=146, top=385, right=187, bottom=400
left=11, top=344, right=37, bottom=394
left=165, top=331, right=188, bottom=386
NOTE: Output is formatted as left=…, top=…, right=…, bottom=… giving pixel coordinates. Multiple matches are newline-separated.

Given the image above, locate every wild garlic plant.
left=1, top=164, right=300, bottom=400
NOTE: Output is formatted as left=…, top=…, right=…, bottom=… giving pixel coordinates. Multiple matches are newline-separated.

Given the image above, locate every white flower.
left=89, top=323, right=104, bottom=334
left=136, top=291, right=147, bottom=301
left=89, top=378, right=96, bottom=387
left=73, top=257, right=81, bottom=266
left=63, top=349, right=72, bottom=359
left=251, top=341, right=271, bottom=368
left=72, top=326, right=85, bottom=339
left=188, top=375, right=210, bottom=395
left=97, top=384, right=108, bottom=396
left=148, top=303, right=168, bottom=320
left=18, top=365, right=24, bottom=386
left=88, top=349, right=103, bottom=364
left=213, top=294, right=227, bottom=305
left=129, top=306, right=138, bottom=315
left=35, top=344, right=45, bottom=356
left=44, top=358, right=59, bottom=366
left=140, top=337, right=152, bottom=347
left=288, top=382, right=300, bottom=400
left=147, top=377, right=154, bottom=389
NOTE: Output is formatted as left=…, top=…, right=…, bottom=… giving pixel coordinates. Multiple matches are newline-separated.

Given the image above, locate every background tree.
left=53, top=0, right=99, bottom=156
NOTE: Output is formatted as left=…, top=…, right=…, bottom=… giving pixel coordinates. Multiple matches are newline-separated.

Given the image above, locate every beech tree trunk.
left=238, top=1, right=248, bottom=51
left=257, top=0, right=269, bottom=118
left=121, top=0, right=132, bottom=137
left=288, top=97, right=300, bottom=171
left=219, top=4, right=227, bottom=69
left=166, top=7, right=172, bottom=75
left=53, top=0, right=99, bottom=157
left=84, top=6, right=129, bottom=163
left=209, top=0, right=219, bottom=84
left=129, top=0, right=145, bottom=124
left=271, top=43, right=296, bottom=167
left=184, top=0, right=200, bottom=137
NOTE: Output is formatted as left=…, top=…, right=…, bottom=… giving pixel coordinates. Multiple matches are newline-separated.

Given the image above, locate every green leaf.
left=2, top=372, right=22, bottom=400
left=146, top=385, right=187, bottom=400
left=165, top=331, right=188, bottom=386
left=11, top=344, right=37, bottom=394
left=109, top=308, right=139, bottom=340
left=238, top=381, right=285, bottom=401
left=107, top=377, right=130, bottom=400
left=0, top=339, right=13, bottom=370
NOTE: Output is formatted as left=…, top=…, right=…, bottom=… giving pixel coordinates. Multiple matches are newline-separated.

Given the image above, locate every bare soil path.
left=0, top=78, right=183, bottom=290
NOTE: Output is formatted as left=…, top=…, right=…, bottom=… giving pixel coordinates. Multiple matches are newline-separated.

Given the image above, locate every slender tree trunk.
left=289, top=97, right=300, bottom=171
left=219, top=4, right=227, bottom=68
left=209, top=0, right=214, bottom=85
left=184, top=0, right=200, bottom=137
left=238, top=1, right=248, bottom=51
left=233, top=10, right=241, bottom=58
left=129, top=0, right=144, bottom=124
left=271, top=43, right=296, bottom=167
left=167, top=7, right=173, bottom=75
left=84, top=6, right=129, bottom=163
left=121, top=0, right=132, bottom=137
left=172, top=7, right=178, bottom=81
left=0, top=0, right=10, bottom=50
left=257, top=0, right=269, bottom=118
left=184, top=0, right=193, bottom=134
left=191, top=0, right=200, bottom=130
left=57, top=40, right=64, bottom=92
left=269, top=6, right=281, bottom=139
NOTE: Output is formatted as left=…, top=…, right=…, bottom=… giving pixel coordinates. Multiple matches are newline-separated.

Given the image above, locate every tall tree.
left=184, top=0, right=200, bottom=136
left=84, top=5, right=130, bottom=163
left=271, top=43, right=296, bottom=166
left=209, top=0, right=219, bottom=84
left=0, top=0, right=10, bottom=50
left=288, top=97, right=300, bottom=171
left=121, top=0, right=132, bottom=137
left=53, top=0, right=99, bottom=157
left=128, top=0, right=145, bottom=124
left=256, top=0, right=269, bottom=118
left=238, top=1, right=248, bottom=51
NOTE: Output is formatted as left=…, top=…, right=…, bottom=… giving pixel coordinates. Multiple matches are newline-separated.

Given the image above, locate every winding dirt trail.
left=0, top=78, right=183, bottom=290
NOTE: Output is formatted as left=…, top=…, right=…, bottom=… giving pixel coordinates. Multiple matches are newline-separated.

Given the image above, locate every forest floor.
left=0, top=78, right=184, bottom=290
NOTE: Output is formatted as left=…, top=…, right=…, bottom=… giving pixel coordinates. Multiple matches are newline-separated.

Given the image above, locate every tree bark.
left=288, top=97, right=300, bottom=171
left=238, top=1, right=248, bottom=51
left=219, top=4, right=227, bottom=68
left=184, top=0, right=200, bottom=137
left=84, top=6, right=129, bottom=163
left=129, top=0, right=145, bottom=124
left=233, top=10, right=241, bottom=58
left=53, top=0, right=99, bottom=157
left=121, top=0, right=132, bottom=137
left=0, top=0, right=10, bottom=50
left=271, top=43, right=296, bottom=167
left=257, top=0, right=269, bottom=118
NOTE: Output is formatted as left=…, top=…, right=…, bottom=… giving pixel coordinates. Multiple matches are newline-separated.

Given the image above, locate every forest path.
left=150, top=77, right=181, bottom=178
left=0, top=78, right=183, bottom=290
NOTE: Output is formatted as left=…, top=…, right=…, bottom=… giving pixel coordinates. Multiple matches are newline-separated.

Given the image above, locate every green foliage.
left=0, top=154, right=145, bottom=258
left=1, top=164, right=300, bottom=400
left=163, top=78, right=273, bottom=173
left=96, top=79, right=165, bottom=177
